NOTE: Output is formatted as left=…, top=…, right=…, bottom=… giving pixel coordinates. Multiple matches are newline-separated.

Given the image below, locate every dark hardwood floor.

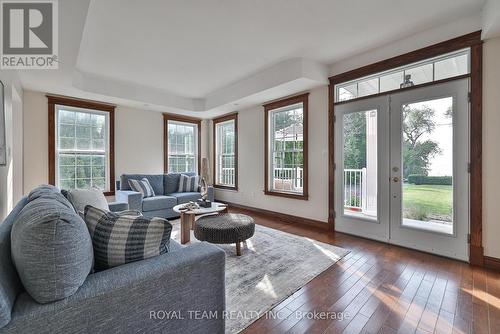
left=230, top=207, right=500, bottom=334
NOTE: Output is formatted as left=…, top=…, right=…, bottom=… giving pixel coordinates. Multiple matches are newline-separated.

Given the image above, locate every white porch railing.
left=344, top=168, right=367, bottom=211
left=274, top=167, right=303, bottom=189
left=220, top=167, right=235, bottom=186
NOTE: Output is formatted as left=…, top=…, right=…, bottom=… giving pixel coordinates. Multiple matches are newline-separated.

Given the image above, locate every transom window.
left=213, top=114, right=238, bottom=189
left=264, top=93, right=308, bottom=200
left=164, top=114, right=200, bottom=174
left=48, top=96, right=116, bottom=195
left=335, top=49, right=470, bottom=103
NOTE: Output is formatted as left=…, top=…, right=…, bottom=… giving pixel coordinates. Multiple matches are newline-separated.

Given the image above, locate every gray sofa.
left=0, top=188, right=225, bottom=333
left=116, top=173, right=214, bottom=219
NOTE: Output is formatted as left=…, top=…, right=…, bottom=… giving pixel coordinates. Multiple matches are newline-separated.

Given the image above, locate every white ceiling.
left=17, top=0, right=496, bottom=118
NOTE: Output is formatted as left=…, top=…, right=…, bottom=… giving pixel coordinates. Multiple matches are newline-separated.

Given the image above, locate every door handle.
left=392, top=177, right=399, bottom=183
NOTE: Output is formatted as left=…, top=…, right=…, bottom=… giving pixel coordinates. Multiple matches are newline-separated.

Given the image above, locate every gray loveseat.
left=116, top=173, right=214, bottom=219
left=0, top=187, right=225, bottom=333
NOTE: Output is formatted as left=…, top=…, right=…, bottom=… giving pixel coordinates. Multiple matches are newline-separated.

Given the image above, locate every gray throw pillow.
left=66, top=187, right=109, bottom=215
left=11, top=185, right=93, bottom=303
left=178, top=174, right=200, bottom=192
left=84, top=206, right=172, bottom=271
left=128, top=178, right=155, bottom=198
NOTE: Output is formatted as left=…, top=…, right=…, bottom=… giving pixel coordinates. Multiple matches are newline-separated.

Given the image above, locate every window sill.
left=214, top=185, right=238, bottom=191
left=264, top=190, right=308, bottom=201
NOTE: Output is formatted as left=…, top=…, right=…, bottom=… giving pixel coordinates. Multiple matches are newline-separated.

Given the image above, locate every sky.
left=408, top=97, right=453, bottom=177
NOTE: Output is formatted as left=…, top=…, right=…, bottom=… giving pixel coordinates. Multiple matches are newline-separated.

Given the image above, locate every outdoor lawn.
left=403, top=183, right=453, bottom=222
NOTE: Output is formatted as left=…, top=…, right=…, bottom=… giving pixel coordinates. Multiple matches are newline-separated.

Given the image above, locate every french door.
left=334, top=79, right=469, bottom=261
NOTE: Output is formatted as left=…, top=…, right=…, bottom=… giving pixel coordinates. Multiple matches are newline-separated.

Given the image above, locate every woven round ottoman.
left=194, top=213, right=255, bottom=256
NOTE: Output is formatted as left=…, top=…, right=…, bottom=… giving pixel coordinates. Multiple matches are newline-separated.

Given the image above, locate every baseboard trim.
left=219, top=200, right=329, bottom=230
left=484, top=256, right=500, bottom=271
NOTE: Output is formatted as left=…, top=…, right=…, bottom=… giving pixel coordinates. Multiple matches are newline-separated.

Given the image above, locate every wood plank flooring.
left=232, top=207, right=500, bottom=334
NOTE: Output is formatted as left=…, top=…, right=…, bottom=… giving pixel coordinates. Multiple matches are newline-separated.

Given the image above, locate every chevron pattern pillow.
left=84, top=205, right=172, bottom=271
left=178, top=174, right=200, bottom=192
left=128, top=178, right=155, bottom=198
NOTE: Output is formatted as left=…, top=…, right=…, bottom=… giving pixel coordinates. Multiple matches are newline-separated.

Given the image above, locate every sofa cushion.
left=11, top=185, right=93, bottom=304
left=164, top=172, right=196, bottom=195
left=142, top=196, right=177, bottom=212
left=84, top=206, right=172, bottom=270
left=178, top=174, right=200, bottom=192
left=120, top=174, right=164, bottom=195
left=169, top=192, right=202, bottom=204
left=64, top=187, right=109, bottom=215
left=0, top=196, right=28, bottom=329
left=128, top=178, right=155, bottom=198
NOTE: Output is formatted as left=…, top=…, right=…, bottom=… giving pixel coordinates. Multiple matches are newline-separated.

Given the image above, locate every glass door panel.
left=334, top=96, right=390, bottom=242
left=401, top=97, right=454, bottom=235
left=342, top=110, right=378, bottom=220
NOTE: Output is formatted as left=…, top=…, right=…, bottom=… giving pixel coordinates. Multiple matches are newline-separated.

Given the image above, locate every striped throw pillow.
left=84, top=205, right=172, bottom=271
left=178, top=174, right=200, bottom=192
left=128, top=178, right=155, bottom=198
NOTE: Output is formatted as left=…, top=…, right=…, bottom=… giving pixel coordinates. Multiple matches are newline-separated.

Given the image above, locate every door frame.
left=328, top=31, right=483, bottom=265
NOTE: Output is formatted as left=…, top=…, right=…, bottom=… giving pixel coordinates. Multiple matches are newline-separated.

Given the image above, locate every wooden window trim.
left=328, top=31, right=484, bottom=266
left=47, top=95, right=116, bottom=196
left=163, top=113, right=202, bottom=174
left=212, top=112, right=238, bottom=190
left=264, top=93, right=309, bottom=200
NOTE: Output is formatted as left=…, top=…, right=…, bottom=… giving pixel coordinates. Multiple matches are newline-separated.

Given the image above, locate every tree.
left=343, top=112, right=366, bottom=169
left=402, top=104, right=441, bottom=178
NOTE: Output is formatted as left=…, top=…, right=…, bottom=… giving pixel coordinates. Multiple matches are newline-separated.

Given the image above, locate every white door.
left=334, top=96, right=390, bottom=242
left=389, top=79, right=469, bottom=261
left=334, top=79, right=469, bottom=261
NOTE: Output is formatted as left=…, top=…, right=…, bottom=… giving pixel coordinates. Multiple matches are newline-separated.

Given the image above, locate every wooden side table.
left=173, top=202, right=228, bottom=244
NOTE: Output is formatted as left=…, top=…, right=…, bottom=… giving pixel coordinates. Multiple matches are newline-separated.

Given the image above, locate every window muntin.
left=335, top=49, right=470, bottom=102
left=269, top=103, right=304, bottom=195
left=215, top=119, right=236, bottom=187
left=55, top=105, right=110, bottom=191
left=167, top=120, right=198, bottom=173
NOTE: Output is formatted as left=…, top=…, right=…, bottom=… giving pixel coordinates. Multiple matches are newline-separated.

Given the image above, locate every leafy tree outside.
left=402, top=104, right=441, bottom=179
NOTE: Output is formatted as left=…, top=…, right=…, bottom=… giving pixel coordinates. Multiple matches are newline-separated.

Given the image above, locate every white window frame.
left=215, top=118, right=236, bottom=188
left=167, top=120, right=199, bottom=173
left=268, top=102, right=305, bottom=196
left=55, top=104, right=111, bottom=191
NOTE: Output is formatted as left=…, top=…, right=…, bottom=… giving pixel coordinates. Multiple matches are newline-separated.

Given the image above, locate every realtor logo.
left=1, top=0, right=58, bottom=69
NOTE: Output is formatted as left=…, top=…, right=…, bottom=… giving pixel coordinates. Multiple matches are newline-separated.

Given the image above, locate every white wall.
left=214, top=86, right=329, bottom=222
left=330, top=14, right=481, bottom=76
left=0, top=72, right=23, bottom=220
left=22, top=90, right=210, bottom=193
left=114, top=106, right=164, bottom=177
left=23, top=91, right=48, bottom=192
left=12, top=88, right=23, bottom=202
left=115, top=108, right=211, bottom=177
left=482, top=36, right=500, bottom=258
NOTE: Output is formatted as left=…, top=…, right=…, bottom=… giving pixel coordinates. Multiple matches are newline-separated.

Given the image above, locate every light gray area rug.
left=170, top=218, right=349, bottom=333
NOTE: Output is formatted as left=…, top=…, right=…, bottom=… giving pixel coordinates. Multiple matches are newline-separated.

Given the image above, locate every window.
left=264, top=93, right=308, bottom=200
left=163, top=114, right=200, bottom=174
left=213, top=113, right=238, bottom=189
left=335, top=49, right=470, bottom=102
left=48, top=96, right=115, bottom=195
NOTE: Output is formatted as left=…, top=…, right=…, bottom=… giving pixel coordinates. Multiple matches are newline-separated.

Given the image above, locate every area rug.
left=169, top=218, right=349, bottom=333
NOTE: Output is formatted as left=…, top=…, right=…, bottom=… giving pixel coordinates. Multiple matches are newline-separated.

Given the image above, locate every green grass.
left=403, top=183, right=452, bottom=222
